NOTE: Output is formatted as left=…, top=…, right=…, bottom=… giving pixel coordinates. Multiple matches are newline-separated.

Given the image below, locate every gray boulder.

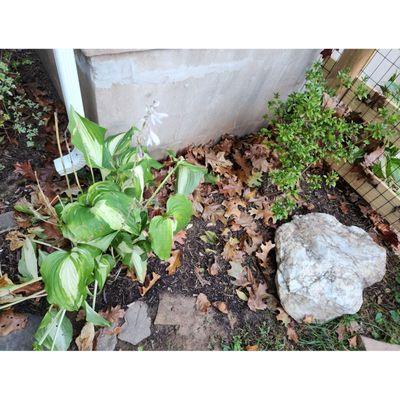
left=275, top=213, right=386, bottom=323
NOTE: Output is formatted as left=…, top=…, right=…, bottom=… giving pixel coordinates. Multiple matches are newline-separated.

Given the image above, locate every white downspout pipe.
left=53, top=49, right=86, bottom=175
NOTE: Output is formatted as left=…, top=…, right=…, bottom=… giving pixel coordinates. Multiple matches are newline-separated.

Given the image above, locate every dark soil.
left=1, top=50, right=399, bottom=351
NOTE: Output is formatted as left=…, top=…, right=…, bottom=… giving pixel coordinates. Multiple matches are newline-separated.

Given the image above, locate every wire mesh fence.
left=322, top=49, right=400, bottom=231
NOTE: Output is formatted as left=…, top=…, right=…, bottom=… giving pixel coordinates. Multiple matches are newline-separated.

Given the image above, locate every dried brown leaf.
left=256, top=241, right=275, bottom=268
left=166, top=249, right=181, bottom=275
left=75, top=322, right=95, bottom=351
left=196, top=293, right=211, bottom=313
left=0, top=310, right=28, bottom=336
left=138, top=272, right=160, bottom=297
left=213, top=301, right=228, bottom=314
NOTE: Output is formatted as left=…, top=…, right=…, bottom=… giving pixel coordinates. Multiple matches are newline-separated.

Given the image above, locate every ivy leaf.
left=40, top=248, right=95, bottom=311
left=34, top=309, right=73, bottom=351
left=69, top=106, right=106, bottom=168
left=176, top=161, right=206, bottom=195
left=166, top=193, right=193, bottom=232
left=83, top=301, right=111, bottom=327
left=18, top=238, right=38, bottom=281
left=149, top=216, right=174, bottom=260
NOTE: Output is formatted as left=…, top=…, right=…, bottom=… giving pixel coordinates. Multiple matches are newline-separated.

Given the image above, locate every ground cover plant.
left=1, top=50, right=399, bottom=351
left=262, top=62, right=400, bottom=220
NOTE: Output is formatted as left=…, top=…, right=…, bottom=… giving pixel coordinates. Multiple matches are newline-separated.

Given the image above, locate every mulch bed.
left=1, top=50, right=399, bottom=351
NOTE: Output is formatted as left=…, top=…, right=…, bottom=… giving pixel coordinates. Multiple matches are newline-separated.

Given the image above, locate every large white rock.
left=275, top=213, right=386, bottom=323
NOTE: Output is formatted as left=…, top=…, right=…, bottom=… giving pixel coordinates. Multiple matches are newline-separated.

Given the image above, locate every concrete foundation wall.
left=39, top=49, right=320, bottom=155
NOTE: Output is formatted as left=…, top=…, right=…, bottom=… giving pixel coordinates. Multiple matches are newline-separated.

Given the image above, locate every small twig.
left=0, top=290, right=46, bottom=311
left=34, top=171, right=58, bottom=219
left=31, top=238, right=63, bottom=251
left=54, top=112, right=72, bottom=201
left=63, top=128, right=83, bottom=192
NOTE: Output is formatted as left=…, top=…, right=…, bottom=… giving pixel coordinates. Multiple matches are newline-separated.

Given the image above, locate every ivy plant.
left=8, top=106, right=206, bottom=350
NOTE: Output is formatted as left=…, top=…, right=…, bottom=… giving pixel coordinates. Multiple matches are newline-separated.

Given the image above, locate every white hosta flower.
left=146, top=128, right=161, bottom=147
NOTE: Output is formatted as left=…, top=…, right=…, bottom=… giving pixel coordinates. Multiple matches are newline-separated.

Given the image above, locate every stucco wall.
left=40, top=49, right=320, bottom=155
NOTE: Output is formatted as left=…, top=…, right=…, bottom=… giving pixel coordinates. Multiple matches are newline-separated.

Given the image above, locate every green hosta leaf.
left=85, top=232, right=118, bottom=252
left=69, top=106, right=106, bottom=168
left=83, top=301, right=111, bottom=327
left=91, top=191, right=142, bottom=235
left=61, top=202, right=114, bottom=243
left=18, top=238, right=38, bottom=281
left=148, top=216, right=174, bottom=260
left=95, top=254, right=115, bottom=290
left=34, top=309, right=73, bottom=351
left=166, top=193, right=193, bottom=232
left=139, top=154, right=163, bottom=184
left=176, top=161, right=206, bottom=195
left=86, top=181, right=121, bottom=205
left=40, top=248, right=95, bottom=311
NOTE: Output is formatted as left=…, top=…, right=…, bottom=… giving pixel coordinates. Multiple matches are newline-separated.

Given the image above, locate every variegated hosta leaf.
left=18, top=238, right=38, bottom=281
left=91, top=191, right=142, bottom=236
left=69, top=106, right=106, bottom=169
left=61, top=202, right=114, bottom=243
left=166, top=193, right=193, bottom=232
left=86, top=181, right=121, bottom=205
left=176, top=161, right=206, bottom=195
left=83, top=301, right=111, bottom=327
left=122, top=165, right=145, bottom=201
left=129, top=245, right=147, bottom=283
left=34, top=309, right=73, bottom=351
left=148, top=216, right=175, bottom=260
left=40, top=247, right=95, bottom=311
left=95, top=254, right=115, bottom=290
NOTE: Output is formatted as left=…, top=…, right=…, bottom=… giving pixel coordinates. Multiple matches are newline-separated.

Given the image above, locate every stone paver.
left=118, top=301, right=151, bottom=346
left=154, top=292, right=227, bottom=350
left=0, top=314, right=41, bottom=351
left=361, top=336, right=400, bottom=351
left=0, top=211, right=17, bottom=234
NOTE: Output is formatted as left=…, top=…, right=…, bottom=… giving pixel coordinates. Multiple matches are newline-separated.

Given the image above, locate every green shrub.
left=262, top=61, right=400, bottom=220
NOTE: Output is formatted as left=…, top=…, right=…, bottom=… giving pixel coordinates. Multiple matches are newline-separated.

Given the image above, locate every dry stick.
left=54, top=112, right=72, bottom=201
left=0, top=290, right=47, bottom=311
left=63, top=129, right=83, bottom=192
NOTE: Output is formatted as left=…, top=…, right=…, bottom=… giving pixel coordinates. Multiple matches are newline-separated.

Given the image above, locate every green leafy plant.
left=0, top=52, right=47, bottom=147
left=262, top=61, right=400, bottom=220
left=3, top=105, right=206, bottom=350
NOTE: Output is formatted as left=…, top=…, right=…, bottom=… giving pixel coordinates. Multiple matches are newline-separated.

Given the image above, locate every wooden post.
left=326, top=49, right=376, bottom=98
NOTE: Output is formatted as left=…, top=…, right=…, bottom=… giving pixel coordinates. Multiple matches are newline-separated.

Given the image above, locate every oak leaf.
left=75, top=322, right=95, bottom=351
left=14, top=161, right=36, bottom=181
left=213, top=301, right=228, bottom=314
left=196, top=293, right=211, bottom=313
left=247, top=282, right=268, bottom=312
left=100, top=305, right=126, bottom=325
left=166, top=249, right=181, bottom=275
left=256, top=241, right=275, bottom=268
left=5, top=231, right=26, bottom=251
left=276, top=307, right=291, bottom=327
left=138, top=272, right=160, bottom=296
left=287, top=325, right=299, bottom=343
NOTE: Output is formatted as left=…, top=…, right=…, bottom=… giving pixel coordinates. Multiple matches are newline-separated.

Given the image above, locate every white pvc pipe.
left=53, top=49, right=86, bottom=175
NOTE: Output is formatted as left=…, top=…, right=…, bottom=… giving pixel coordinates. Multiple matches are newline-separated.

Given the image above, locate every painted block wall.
left=40, top=49, right=320, bottom=156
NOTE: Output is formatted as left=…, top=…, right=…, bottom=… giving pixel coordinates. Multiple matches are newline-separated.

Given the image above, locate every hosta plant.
left=4, top=104, right=206, bottom=350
